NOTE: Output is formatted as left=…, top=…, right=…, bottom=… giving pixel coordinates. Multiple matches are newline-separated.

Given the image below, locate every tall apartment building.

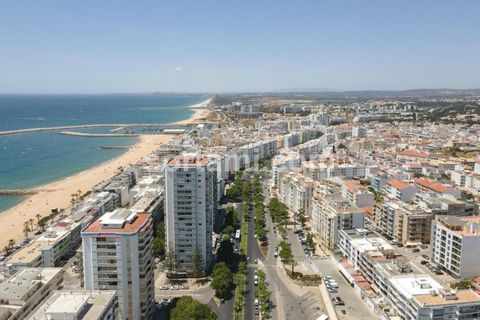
left=278, top=172, right=315, bottom=217
left=165, top=154, right=217, bottom=275
left=431, top=215, right=480, bottom=279
left=82, top=210, right=155, bottom=320
left=374, top=201, right=433, bottom=245
left=311, top=195, right=364, bottom=251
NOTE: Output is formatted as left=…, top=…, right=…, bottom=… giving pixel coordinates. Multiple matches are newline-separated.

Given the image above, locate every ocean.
left=0, top=94, right=206, bottom=212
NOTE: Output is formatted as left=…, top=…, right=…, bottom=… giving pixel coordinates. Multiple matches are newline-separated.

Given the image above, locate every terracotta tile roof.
left=83, top=213, right=150, bottom=234
left=399, top=149, right=429, bottom=159
left=414, top=178, right=450, bottom=193
left=387, top=179, right=414, bottom=190
left=343, top=181, right=364, bottom=191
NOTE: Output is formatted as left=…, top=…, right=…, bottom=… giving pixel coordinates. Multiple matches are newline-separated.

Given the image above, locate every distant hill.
left=263, top=88, right=480, bottom=98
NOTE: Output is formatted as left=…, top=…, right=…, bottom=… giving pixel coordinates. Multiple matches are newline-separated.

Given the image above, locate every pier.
left=0, top=189, right=39, bottom=196
left=0, top=123, right=193, bottom=136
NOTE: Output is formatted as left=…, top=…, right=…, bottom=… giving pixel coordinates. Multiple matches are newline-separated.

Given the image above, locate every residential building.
left=0, top=268, right=64, bottom=320
left=26, top=290, right=118, bottom=320
left=383, top=179, right=417, bottom=203
left=82, top=210, right=155, bottom=320
left=431, top=215, right=480, bottom=279
left=414, top=178, right=461, bottom=199
left=165, top=154, right=217, bottom=275
left=341, top=181, right=374, bottom=208
left=311, top=195, right=364, bottom=251
left=278, top=172, right=315, bottom=217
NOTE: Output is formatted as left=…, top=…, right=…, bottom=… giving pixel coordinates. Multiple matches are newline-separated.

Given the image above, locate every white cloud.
left=175, top=66, right=183, bottom=72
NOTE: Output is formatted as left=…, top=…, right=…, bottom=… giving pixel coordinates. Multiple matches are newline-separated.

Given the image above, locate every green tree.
left=152, top=237, right=165, bottom=257
left=211, top=262, right=233, bottom=299
left=279, top=241, right=298, bottom=273
left=217, top=240, right=234, bottom=266
left=192, top=248, right=203, bottom=282
left=298, top=209, right=307, bottom=229
left=222, top=225, right=234, bottom=237
left=164, top=247, right=177, bottom=274
left=170, top=296, right=217, bottom=320
left=306, top=233, right=316, bottom=254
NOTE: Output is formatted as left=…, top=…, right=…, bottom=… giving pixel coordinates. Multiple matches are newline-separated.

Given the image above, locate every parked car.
left=159, top=285, right=169, bottom=290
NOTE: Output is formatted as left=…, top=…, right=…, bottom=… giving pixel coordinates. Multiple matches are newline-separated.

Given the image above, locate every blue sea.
left=0, top=94, right=207, bottom=212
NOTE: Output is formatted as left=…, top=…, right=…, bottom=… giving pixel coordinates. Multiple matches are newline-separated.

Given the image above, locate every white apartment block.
left=431, top=215, right=480, bottom=279
left=383, top=179, right=417, bottom=203
left=302, top=162, right=377, bottom=181
left=27, top=290, right=118, bottom=320
left=271, top=151, right=301, bottom=188
left=82, top=210, right=155, bottom=320
left=338, top=228, right=393, bottom=271
left=451, top=170, right=480, bottom=190
left=352, top=125, right=367, bottom=138
left=0, top=268, right=64, bottom=320
left=311, top=195, right=364, bottom=251
left=278, top=172, right=315, bottom=217
left=380, top=259, right=480, bottom=320
left=165, top=154, right=217, bottom=275
left=341, top=181, right=374, bottom=208
left=238, top=138, right=277, bottom=168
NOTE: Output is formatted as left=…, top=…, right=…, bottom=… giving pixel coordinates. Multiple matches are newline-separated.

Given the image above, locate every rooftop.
left=387, top=179, right=414, bottom=190
left=82, top=211, right=150, bottom=234
left=399, top=149, right=429, bottom=159
left=389, top=275, right=443, bottom=299
left=0, top=268, right=62, bottom=303
left=168, top=154, right=210, bottom=166
left=414, top=289, right=480, bottom=307
left=414, top=178, right=451, bottom=194
left=27, top=290, right=117, bottom=320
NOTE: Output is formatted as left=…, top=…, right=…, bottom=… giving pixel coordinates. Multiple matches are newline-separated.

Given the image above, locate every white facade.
left=431, top=215, right=480, bottom=279
left=311, top=195, right=364, bottom=251
left=82, top=210, right=154, bottom=320
left=165, top=154, right=217, bottom=274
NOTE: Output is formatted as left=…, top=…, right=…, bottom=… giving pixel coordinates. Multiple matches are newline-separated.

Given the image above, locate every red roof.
left=387, top=179, right=414, bottom=190
left=399, top=149, right=429, bottom=159
left=343, top=181, right=364, bottom=191
left=83, top=213, right=150, bottom=234
left=414, top=178, right=451, bottom=193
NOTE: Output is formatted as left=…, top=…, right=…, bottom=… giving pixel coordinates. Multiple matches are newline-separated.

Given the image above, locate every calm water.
left=0, top=94, right=206, bottom=212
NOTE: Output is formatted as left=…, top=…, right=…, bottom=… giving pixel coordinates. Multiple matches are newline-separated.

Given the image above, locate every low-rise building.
left=383, top=179, right=417, bottom=203
left=0, top=268, right=64, bottom=320
left=26, top=290, right=118, bottom=320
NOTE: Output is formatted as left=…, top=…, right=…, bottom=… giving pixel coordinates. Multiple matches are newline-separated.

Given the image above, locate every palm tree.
left=23, top=222, right=30, bottom=240
left=8, top=239, right=15, bottom=252
left=28, top=218, right=34, bottom=230
left=38, top=219, right=46, bottom=232
left=3, top=246, right=9, bottom=255
left=35, top=213, right=41, bottom=226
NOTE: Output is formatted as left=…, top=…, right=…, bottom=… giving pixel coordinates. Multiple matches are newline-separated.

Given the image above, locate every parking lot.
left=314, top=258, right=377, bottom=320
left=395, top=244, right=455, bottom=286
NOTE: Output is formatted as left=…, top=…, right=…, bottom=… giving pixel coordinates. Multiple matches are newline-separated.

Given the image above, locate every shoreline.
left=0, top=97, right=212, bottom=247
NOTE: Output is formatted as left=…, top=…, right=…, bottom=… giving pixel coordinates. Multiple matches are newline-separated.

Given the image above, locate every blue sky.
left=0, top=0, right=479, bottom=93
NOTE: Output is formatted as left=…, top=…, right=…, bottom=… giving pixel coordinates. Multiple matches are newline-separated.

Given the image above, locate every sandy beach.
left=0, top=97, right=212, bottom=248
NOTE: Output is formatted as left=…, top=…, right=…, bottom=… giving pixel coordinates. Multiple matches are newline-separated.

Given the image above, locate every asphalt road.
left=244, top=197, right=264, bottom=319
